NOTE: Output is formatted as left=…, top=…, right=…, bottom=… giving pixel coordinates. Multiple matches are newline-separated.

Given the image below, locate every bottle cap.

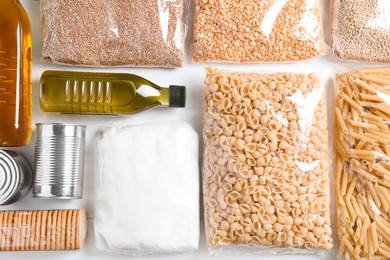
left=169, top=85, right=186, bottom=108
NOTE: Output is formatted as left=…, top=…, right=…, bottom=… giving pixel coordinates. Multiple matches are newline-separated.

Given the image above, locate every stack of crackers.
left=0, top=209, right=87, bottom=251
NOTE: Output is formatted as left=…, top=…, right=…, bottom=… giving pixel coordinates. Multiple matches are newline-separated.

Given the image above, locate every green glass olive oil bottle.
left=39, top=71, right=186, bottom=115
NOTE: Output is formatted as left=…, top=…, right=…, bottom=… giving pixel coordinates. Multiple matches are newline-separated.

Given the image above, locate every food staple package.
left=41, top=0, right=186, bottom=67
left=334, top=68, right=390, bottom=259
left=193, top=0, right=325, bottom=63
left=331, top=0, right=390, bottom=62
left=202, top=68, right=333, bottom=254
left=0, top=209, right=87, bottom=251
left=94, top=122, right=199, bottom=254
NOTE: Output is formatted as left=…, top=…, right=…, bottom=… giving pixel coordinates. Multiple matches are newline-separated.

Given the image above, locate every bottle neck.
left=158, top=88, right=170, bottom=106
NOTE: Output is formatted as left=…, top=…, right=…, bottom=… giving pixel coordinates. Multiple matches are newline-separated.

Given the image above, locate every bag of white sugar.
left=94, top=121, right=200, bottom=254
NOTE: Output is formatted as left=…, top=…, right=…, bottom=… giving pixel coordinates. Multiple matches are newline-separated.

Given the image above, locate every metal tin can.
left=0, top=150, right=33, bottom=205
left=33, top=123, right=86, bottom=199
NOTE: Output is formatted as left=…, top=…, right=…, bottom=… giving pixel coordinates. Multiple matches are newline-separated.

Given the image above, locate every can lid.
left=36, top=123, right=86, bottom=138
left=0, top=150, right=20, bottom=205
left=169, top=85, right=186, bottom=108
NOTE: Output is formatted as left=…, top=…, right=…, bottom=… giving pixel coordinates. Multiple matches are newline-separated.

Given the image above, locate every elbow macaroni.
left=334, top=67, right=390, bottom=259
left=203, top=68, right=333, bottom=252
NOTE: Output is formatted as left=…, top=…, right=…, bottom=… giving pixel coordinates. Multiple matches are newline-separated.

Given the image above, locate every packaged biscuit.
left=0, top=209, right=87, bottom=251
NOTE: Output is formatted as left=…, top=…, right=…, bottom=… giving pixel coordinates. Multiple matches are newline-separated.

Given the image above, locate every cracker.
left=0, top=211, right=4, bottom=250
left=40, top=210, right=48, bottom=250
left=77, top=209, right=87, bottom=250
left=11, top=211, right=22, bottom=251
left=51, top=210, right=58, bottom=250
left=34, top=210, right=42, bottom=250
left=20, top=211, right=28, bottom=251
left=55, top=210, right=62, bottom=250
left=26, top=210, right=35, bottom=251
left=70, top=210, right=77, bottom=250
left=16, top=211, right=23, bottom=251
left=65, top=210, right=73, bottom=250
left=10, top=211, right=17, bottom=251
left=60, top=210, right=67, bottom=250
left=45, top=210, right=53, bottom=250
left=5, top=211, right=15, bottom=251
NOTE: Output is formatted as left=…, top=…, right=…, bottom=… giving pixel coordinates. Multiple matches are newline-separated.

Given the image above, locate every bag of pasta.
left=202, top=68, right=333, bottom=255
left=334, top=67, right=390, bottom=259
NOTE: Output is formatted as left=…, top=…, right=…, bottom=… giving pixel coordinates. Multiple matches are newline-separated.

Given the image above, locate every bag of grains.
left=334, top=67, right=390, bottom=259
left=192, top=0, right=325, bottom=63
left=94, top=122, right=200, bottom=254
left=41, top=0, right=186, bottom=67
left=202, top=68, right=333, bottom=254
left=331, top=0, right=390, bottom=62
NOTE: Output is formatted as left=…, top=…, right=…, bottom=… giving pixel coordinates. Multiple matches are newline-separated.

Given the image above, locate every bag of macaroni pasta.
left=334, top=67, right=390, bottom=259
left=202, top=68, right=333, bottom=255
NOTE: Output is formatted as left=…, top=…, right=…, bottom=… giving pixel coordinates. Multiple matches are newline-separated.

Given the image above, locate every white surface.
left=1, top=0, right=387, bottom=259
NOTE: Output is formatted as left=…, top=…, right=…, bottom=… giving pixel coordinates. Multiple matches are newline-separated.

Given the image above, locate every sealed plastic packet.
left=202, top=68, right=333, bottom=254
left=41, top=0, right=186, bottom=67
left=333, top=67, right=390, bottom=259
left=331, top=0, right=390, bottom=62
left=0, top=209, right=87, bottom=251
left=94, top=122, right=200, bottom=255
left=193, top=0, right=325, bottom=63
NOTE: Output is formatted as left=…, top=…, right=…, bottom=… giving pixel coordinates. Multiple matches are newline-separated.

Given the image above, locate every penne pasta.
left=359, top=215, right=371, bottom=245
left=345, top=175, right=358, bottom=201
left=334, top=68, right=390, bottom=259
left=345, top=198, right=357, bottom=223
left=350, top=132, right=378, bottom=145
left=371, top=222, right=379, bottom=251
left=367, top=182, right=382, bottom=209
left=350, top=196, right=362, bottom=218
left=342, top=92, right=362, bottom=111
left=360, top=93, right=384, bottom=102
left=379, top=246, right=390, bottom=259
left=377, top=183, right=390, bottom=212
left=348, top=120, right=379, bottom=130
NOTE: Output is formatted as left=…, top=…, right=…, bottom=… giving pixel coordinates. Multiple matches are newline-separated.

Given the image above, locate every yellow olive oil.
left=0, top=0, right=32, bottom=146
left=40, top=71, right=186, bottom=115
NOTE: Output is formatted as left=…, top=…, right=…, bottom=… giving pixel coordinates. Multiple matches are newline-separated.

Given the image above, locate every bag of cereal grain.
left=41, top=0, right=186, bottom=67
left=331, top=0, right=390, bottom=62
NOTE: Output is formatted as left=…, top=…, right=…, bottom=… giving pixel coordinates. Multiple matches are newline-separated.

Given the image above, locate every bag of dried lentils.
left=202, top=68, right=333, bottom=254
left=193, top=0, right=325, bottom=62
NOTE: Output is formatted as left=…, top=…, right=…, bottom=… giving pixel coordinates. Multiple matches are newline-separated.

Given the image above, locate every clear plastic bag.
left=41, top=0, right=186, bottom=67
left=193, top=0, right=325, bottom=63
left=333, top=67, right=390, bottom=259
left=94, top=122, right=200, bottom=255
left=0, top=209, right=87, bottom=251
left=202, top=68, right=333, bottom=255
left=331, top=0, right=390, bottom=62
